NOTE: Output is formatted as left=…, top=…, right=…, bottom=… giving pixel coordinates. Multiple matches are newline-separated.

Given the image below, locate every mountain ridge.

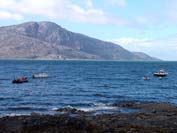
left=0, top=21, right=159, bottom=60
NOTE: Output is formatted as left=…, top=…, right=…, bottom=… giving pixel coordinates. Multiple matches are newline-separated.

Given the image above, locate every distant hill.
left=0, top=21, right=159, bottom=60
left=132, top=52, right=160, bottom=61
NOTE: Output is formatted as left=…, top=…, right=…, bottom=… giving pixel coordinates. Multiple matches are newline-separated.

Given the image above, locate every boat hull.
left=32, top=73, right=48, bottom=78
left=12, top=77, right=28, bottom=84
left=153, top=73, right=168, bottom=77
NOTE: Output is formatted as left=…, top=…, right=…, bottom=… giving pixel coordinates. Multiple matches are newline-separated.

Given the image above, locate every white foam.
left=51, top=104, right=118, bottom=113
left=51, top=105, right=74, bottom=111
left=92, top=103, right=107, bottom=107
left=0, top=113, right=31, bottom=118
left=51, top=107, right=59, bottom=111
left=79, top=106, right=117, bottom=112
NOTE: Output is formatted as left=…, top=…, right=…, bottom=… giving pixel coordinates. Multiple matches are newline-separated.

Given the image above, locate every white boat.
left=32, top=73, right=48, bottom=78
left=143, top=76, right=150, bottom=80
left=153, top=69, right=168, bottom=77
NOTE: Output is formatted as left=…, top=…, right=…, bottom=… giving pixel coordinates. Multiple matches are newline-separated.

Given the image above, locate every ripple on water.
left=0, top=60, right=177, bottom=114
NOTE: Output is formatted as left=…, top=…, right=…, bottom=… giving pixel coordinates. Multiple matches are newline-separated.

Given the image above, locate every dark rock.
left=0, top=102, right=176, bottom=132
left=56, top=107, right=86, bottom=114
left=151, top=109, right=156, bottom=113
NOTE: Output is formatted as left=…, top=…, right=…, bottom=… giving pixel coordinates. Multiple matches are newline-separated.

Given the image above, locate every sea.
left=0, top=60, right=177, bottom=116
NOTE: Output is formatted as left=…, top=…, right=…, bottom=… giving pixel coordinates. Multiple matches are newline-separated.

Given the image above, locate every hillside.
left=133, top=52, right=159, bottom=61
left=0, top=21, right=158, bottom=60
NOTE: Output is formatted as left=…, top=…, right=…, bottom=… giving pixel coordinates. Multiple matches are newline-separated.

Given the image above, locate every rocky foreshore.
left=0, top=102, right=177, bottom=133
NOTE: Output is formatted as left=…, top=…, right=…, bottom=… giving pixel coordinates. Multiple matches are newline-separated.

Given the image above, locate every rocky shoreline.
left=0, top=102, right=177, bottom=133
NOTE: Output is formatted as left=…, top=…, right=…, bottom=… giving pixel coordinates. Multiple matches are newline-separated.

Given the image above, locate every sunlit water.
left=0, top=60, right=176, bottom=115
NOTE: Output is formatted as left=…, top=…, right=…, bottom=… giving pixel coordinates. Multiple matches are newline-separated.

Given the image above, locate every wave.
left=91, top=103, right=108, bottom=107
left=93, top=93, right=107, bottom=97
left=78, top=106, right=118, bottom=113
left=0, top=113, right=31, bottom=118
left=0, top=97, right=21, bottom=101
left=0, top=78, right=11, bottom=80
left=94, top=84, right=111, bottom=88
left=51, top=105, right=74, bottom=111
left=7, top=106, right=48, bottom=111
left=62, top=103, right=92, bottom=107
left=51, top=106, right=118, bottom=114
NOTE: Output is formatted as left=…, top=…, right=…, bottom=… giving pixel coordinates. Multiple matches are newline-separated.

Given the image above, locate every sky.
left=0, top=0, right=177, bottom=60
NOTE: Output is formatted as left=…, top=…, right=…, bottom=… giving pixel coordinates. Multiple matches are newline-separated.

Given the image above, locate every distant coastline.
left=0, top=58, right=164, bottom=62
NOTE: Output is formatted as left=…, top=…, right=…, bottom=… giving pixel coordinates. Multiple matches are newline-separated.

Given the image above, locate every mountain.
left=0, top=21, right=158, bottom=60
left=132, top=52, right=160, bottom=61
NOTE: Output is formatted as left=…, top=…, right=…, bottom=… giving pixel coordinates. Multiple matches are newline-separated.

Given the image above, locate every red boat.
left=12, top=77, right=28, bottom=84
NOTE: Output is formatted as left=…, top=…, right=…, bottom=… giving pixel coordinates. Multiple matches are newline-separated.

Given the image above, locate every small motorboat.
left=32, top=73, right=48, bottom=78
left=143, top=76, right=150, bottom=80
left=153, top=69, right=168, bottom=77
left=12, top=77, right=28, bottom=84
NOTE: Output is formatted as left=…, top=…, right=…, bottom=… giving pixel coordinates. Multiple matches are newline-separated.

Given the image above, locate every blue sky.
left=0, top=0, right=177, bottom=60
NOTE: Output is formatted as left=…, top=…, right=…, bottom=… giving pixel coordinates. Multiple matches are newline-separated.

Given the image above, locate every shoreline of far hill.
left=0, top=101, right=177, bottom=133
left=0, top=58, right=165, bottom=62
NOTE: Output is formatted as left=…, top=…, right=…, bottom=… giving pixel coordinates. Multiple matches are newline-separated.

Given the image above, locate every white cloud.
left=110, top=0, right=126, bottom=8
left=66, top=3, right=109, bottom=24
left=0, top=10, right=23, bottom=20
left=0, top=0, right=127, bottom=25
left=110, top=37, right=151, bottom=51
left=86, top=0, right=93, bottom=8
left=109, top=36, right=177, bottom=60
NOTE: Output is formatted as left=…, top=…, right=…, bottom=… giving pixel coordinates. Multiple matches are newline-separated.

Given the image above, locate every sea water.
left=0, top=60, right=176, bottom=115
